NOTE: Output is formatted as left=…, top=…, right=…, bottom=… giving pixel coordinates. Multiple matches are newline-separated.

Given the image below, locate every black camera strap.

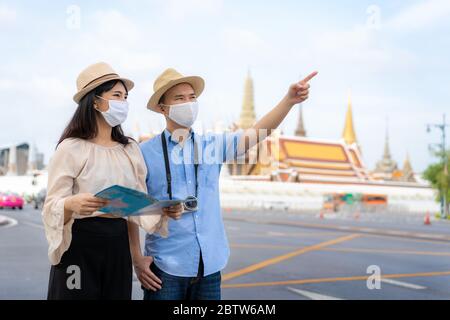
left=161, top=131, right=199, bottom=200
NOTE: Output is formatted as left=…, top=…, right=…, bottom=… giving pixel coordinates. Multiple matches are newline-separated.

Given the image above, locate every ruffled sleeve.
left=41, top=138, right=85, bottom=265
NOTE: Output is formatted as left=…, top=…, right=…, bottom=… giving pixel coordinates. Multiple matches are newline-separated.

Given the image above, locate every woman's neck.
left=91, top=116, right=115, bottom=146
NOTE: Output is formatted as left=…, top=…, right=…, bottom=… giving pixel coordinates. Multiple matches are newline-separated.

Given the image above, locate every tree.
left=423, top=151, right=450, bottom=217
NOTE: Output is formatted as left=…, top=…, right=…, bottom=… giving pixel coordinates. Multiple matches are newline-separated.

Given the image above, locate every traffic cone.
left=424, top=211, right=431, bottom=225
left=319, top=210, right=324, bottom=219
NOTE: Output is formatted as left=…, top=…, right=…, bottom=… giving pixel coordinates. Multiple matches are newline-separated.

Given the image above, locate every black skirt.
left=47, top=217, right=132, bottom=300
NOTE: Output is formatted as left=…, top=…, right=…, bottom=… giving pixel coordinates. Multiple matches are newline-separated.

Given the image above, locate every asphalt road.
left=1, top=206, right=449, bottom=300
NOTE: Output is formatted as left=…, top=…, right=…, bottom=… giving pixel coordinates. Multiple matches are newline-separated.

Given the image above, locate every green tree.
left=423, top=151, right=450, bottom=217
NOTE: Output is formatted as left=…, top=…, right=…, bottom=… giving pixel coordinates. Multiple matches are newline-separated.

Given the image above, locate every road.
left=1, top=206, right=449, bottom=300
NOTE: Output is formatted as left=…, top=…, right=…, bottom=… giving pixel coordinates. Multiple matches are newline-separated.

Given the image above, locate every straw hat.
left=73, top=62, right=134, bottom=103
left=147, top=68, right=205, bottom=112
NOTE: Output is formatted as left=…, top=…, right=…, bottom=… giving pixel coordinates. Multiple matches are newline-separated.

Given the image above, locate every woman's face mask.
left=95, top=95, right=129, bottom=127
left=163, top=101, right=199, bottom=128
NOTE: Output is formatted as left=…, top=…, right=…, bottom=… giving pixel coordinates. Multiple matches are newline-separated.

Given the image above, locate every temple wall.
left=219, top=178, right=440, bottom=214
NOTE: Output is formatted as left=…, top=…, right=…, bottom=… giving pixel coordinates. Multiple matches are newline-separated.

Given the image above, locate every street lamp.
left=426, top=114, right=449, bottom=219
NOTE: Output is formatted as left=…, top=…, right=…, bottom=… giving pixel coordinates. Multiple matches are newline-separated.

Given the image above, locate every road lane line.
left=267, top=231, right=286, bottom=236
left=222, top=233, right=361, bottom=282
left=230, top=243, right=297, bottom=250
left=366, top=234, right=450, bottom=247
left=222, top=270, right=450, bottom=289
left=321, top=247, right=450, bottom=257
left=224, top=216, right=450, bottom=242
left=230, top=231, right=346, bottom=239
left=380, top=278, right=426, bottom=290
left=287, top=287, right=343, bottom=300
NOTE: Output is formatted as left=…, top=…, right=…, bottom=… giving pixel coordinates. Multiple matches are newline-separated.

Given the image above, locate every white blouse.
left=42, top=138, right=168, bottom=265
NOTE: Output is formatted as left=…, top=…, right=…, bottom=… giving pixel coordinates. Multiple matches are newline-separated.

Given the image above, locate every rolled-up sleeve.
left=41, top=139, right=81, bottom=265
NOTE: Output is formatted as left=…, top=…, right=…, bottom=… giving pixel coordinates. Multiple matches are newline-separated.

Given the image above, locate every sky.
left=0, top=0, right=449, bottom=172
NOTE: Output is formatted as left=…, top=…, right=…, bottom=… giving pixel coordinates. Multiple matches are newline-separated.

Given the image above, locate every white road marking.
left=268, top=231, right=286, bottom=237
left=287, top=287, right=343, bottom=300
left=359, top=228, right=377, bottom=233
left=21, top=221, right=44, bottom=230
left=381, top=278, right=426, bottom=290
left=0, top=215, right=18, bottom=228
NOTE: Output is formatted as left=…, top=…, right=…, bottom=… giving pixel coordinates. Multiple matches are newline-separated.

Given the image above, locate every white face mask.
left=165, top=101, right=199, bottom=128
left=95, top=96, right=129, bottom=127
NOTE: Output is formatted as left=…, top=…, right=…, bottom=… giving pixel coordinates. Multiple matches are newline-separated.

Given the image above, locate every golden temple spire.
left=238, top=69, right=256, bottom=129
left=403, top=152, right=412, bottom=171
left=383, top=122, right=392, bottom=160
left=342, top=91, right=357, bottom=145
left=401, top=152, right=416, bottom=182
left=295, top=105, right=307, bottom=137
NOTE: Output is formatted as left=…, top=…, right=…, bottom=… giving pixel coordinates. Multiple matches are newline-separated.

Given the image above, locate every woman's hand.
left=284, top=71, right=318, bottom=106
left=64, top=193, right=108, bottom=216
left=133, top=255, right=162, bottom=291
left=162, top=204, right=184, bottom=220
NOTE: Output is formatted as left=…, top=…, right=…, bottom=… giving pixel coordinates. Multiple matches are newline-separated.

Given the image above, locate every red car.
left=0, top=193, right=24, bottom=210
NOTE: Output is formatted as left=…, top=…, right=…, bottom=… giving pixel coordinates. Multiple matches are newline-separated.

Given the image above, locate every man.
left=132, top=68, right=317, bottom=300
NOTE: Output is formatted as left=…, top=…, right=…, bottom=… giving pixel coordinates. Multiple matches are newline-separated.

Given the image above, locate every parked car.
left=0, top=193, right=24, bottom=210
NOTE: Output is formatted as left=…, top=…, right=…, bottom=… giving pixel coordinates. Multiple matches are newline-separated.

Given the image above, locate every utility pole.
left=427, top=114, right=449, bottom=218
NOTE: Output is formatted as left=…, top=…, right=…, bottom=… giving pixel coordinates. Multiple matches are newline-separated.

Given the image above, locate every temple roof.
left=270, top=135, right=371, bottom=182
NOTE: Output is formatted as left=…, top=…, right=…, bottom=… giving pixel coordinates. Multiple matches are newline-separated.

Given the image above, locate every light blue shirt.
left=140, top=129, right=243, bottom=277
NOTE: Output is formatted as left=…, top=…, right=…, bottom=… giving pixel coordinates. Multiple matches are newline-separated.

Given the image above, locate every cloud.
left=0, top=3, right=16, bottom=24
left=310, top=25, right=417, bottom=74
left=40, top=9, right=163, bottom=74
left=0, top=75, right=72, bottom=110
left=164, top=0, right=223, bottom=20
left=387, top=0, right=450, bottom=31
left=223, top=27, right=266, bottom=54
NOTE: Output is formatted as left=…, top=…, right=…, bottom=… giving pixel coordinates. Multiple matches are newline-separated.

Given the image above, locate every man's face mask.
left=163, top=101, right=199, bottom=128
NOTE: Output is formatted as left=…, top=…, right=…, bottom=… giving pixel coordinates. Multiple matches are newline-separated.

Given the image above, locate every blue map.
left=95, top=185, right=182, bottom=217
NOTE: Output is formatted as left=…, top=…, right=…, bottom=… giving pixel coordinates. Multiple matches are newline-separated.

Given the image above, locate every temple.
left=228, top=72, right=419, bottom=186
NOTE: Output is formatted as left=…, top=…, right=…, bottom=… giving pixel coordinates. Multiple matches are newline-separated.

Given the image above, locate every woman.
left=42, top=62, right=181, bottom=300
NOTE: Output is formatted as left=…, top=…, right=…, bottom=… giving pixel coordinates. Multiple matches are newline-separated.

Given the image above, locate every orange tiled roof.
left=271, top=135, right=370, bottom=182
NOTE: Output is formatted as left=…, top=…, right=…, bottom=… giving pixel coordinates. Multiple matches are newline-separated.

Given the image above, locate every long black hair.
left=58, top=80, right=131, bottom=147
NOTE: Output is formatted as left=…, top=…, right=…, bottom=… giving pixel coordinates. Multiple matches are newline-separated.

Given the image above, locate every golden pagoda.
left=228, top=71, right=264, bottom=176
left=373, top=124, right=398, bottom=180
left=294, top=106, right=307, bottom=137
left=238, top=70, right=257, bottom=129
left=342, top=92, right=357, bottom=145
left=400, top=153, right=416, bottom=182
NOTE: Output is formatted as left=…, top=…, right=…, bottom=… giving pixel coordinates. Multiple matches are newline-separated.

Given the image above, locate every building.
left=227, top=71, right=424, bottom=189
left=0, top=143, right=45, bottom=176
